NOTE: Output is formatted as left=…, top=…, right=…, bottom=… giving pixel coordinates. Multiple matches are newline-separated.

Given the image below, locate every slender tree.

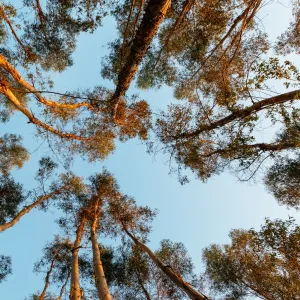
left=85, top=172, right=120, bottom=300
left=106, top=183, right=209, bottom=299
left=69, top=211, right=87, bottom=300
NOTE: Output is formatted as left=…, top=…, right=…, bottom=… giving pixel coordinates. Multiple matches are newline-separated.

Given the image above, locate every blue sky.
left=1, top=1, right=299, bottom=299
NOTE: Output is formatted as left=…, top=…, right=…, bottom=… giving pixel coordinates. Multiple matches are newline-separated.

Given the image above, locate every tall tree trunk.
left=39, top=258, right=55, bottom=300
left=0, top=190, right=61, bottom=232
left=70, top=216, right=86, bottom=300
left=122, top=225, right=209, bottom=300
left=111, top=0, right=171, bottom=118
left=90, top=220, right=112, bottom=300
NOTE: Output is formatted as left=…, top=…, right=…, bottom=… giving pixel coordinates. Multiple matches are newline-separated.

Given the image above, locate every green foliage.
left=0, top=175, right=24, bottom=225
left=0, top=134, right=29, bottom=174
left=265, top=154, right=300, bottom=209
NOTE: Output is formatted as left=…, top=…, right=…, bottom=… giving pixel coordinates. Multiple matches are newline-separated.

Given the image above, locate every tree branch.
left=174, top=89, right=300, bottom=140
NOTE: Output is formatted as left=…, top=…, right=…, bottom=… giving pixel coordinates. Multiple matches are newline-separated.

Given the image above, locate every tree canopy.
left=0, top=0, right=299, bottom=299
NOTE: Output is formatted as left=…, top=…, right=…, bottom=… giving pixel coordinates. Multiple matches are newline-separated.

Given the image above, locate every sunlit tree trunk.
left=122, top=225, right=209, bottom=300
left=112, top=0, right=171, bottom=119
left=70, top=216, right=86, bottom=300
left=90, top=219, right=112, bottom=300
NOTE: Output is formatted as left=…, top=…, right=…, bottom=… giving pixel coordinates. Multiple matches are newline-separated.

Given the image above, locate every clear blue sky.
left=1, top=1, right=299, bottom=299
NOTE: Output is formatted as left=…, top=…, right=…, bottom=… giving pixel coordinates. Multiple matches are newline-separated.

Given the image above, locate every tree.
left=106, top=183, right=208, bottom=299
left=29, top=235, right=96, bottom=300
left=55, top=170, right=209, bottom=299
left=107, top=0, right=171, bottom=122
left=275, top=0, right=300, bottom=55
left=102, top=0, right=300, bottom=183
left=154, top=57, right=300, bottom=183
left=265, top=154, right=300, bottom=209
left=0, top=1, right=151, bottom=164
left=33, top=237, right=72, bottom=300
left=202, top=218, right=300, bottom=299
left=57, top=170, right=118, bottom=300
left=0, top=175, right=25, bottom=227
left=84, top=172, right=120, bottom=300
left=111, top=240, right=201, bottom=299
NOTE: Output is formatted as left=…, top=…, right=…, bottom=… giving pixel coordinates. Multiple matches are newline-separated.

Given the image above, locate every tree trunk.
left=111, top=0, right=171, bottom=117
left=39, top=258, right=55, bottom=300
left=90, top=221, right=112, bottom=300
left=0, top=190, right=61, bottom=232
left=123, top=226, right=209, bottom=300
left=70, top=217, right=86, bottom=300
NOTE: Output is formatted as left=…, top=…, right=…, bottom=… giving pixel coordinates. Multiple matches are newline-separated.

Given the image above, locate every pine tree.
left=202, top=218, right=300, bottom=299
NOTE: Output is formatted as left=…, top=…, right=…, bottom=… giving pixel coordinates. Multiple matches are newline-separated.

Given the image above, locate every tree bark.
left=0, top=190, right=61, bottom=232
left=39, top=258, right=56, bottom=300
left=174, top=89, right=300, bottom=140
left=70, top=216, right=86, bottom=300
left=111, top=0, right=171, bottom=117
left=90, top=220, right=112, bottom=300
left=122, top=226, right=209, bottom=300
